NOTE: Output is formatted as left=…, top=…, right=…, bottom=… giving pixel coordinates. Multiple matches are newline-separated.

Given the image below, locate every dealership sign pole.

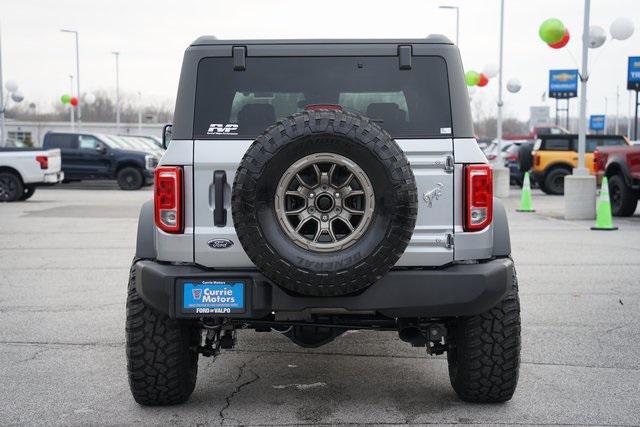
left=0, top=23, right=5, bottom=147
left=564, top=0, right=596, bottom=220
left=629, top=56, right=640, bottom=140
left=549, top=69, right=578, bottom=130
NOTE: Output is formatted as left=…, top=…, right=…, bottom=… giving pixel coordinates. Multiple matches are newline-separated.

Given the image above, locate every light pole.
left=615, top=86, right=620, bottom=135
left=564, top=0, right=596, bottom=220
left=439, top=5, right=459, bottom=46
left=137, top=91, right=142, bottom=133
left=0, top=23, right=5, bottom=146
left=60, top=29, right=81, bottom=129
left=69, top=75, right=75, bottom=131
left=496, top=0, right=505, bottom=149
left=113, top=51, right=120, bottom=133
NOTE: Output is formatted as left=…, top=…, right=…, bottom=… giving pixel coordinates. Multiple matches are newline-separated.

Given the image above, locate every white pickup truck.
left=0, top=147, right=64, bottom=201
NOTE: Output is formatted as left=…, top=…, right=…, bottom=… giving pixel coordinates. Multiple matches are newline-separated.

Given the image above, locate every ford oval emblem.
left=207, top=239, right=234, bottom=249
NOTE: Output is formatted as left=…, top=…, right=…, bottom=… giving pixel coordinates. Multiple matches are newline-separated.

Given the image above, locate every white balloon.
left=84, top=93, right=96, bottom=105
left=610, top=17, right=634, bottom=41
left=11, top=91, right=24, bottom=103
left=5, top=80, right=18, bottom=92
left=506, top=78, right=522, bottom=94
left=589, top=25, right=607, bottom=48
left=482, top=63, right=499, bottom=79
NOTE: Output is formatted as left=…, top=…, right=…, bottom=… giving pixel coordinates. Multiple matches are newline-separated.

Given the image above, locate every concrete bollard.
left=564, top=175, right=596, bottom=220
left=493, top=166, right=510, bottom=198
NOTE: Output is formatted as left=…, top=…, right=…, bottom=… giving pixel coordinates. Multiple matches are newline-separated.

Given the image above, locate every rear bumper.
left=43, top=171, right=64, bottom=184
left=134, top=257, right=514, bottom=320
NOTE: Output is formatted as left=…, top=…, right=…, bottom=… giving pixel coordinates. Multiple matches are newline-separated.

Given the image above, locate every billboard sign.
left=628, top=56, right=640, bottom=91
left=549, top=69, right=579, bottom=98
left=529, top=106, right=551, bottom=129
left=589, top=115, right=606, bottom=131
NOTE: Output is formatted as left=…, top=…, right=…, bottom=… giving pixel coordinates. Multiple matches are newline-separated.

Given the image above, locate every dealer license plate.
left=182, top=281, right=245, bottom=314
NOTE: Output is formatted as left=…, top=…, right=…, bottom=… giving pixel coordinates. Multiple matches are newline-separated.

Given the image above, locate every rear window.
left=194, top=56, right=452, bottom=139
left=586, top=136, right=627, bottom=152
left=542, top=138, right=571, bottom=151
left=44, top=134, right=78, bottom=149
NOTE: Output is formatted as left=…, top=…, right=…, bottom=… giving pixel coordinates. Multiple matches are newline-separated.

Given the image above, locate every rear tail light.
left=534, top=154, right=540, bottom=167
left=464, top=164, right=493, bottom=232
left=593, top=150, right=605, bottom=173
left=35, top=155, right=48, bottom=170
left=154, top=166, right=183, bottom=233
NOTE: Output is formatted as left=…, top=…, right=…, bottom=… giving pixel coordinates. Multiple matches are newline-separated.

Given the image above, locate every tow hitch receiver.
left=398, top=320, right=447, bottom=354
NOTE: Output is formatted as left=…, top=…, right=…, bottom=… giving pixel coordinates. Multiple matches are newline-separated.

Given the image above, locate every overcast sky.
left=1, top=0, right=638, bottom=121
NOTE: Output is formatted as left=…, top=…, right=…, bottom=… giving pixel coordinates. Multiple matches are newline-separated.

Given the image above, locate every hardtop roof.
left=191, top=35, right=452, bottom=46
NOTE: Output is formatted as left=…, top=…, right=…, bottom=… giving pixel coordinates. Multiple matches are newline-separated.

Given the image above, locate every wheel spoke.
left=328, top=164, right=337, bottom=185
left=296, top=173, right=313, bottom=189
left=285, top=206, right=305, bottom=215
left=312, top=164, right=322, bottom=185
left=295, top=216, right=316, bottom=232
left=343, top=205, right=365, bottom=215
left=320, top=171, right=330, bottom=186
left=344, top=189, right=364, bottom=198
left=337, top=172, right=354, bottom=188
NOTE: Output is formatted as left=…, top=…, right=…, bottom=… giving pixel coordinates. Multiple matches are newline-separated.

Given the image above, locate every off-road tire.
left=19, top=185, right=36, bottom=201
left=126, top=264, right=199, bottom=405
left=447, top=261, right=521, bottom=403
left=609, top=174, right=638, bottom=217
left=232, top=109, right=417, bottom=297
left=0, top=171, right=24, bottom=202
left=517, top=143, right=533, bottom=174
left=542, top=167, right=570, bottom=195
left=117, top=167, right=144, bottom=191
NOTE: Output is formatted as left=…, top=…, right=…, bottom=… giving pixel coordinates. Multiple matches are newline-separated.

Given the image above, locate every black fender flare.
left=135, top=200, right=156, bottom=259
left=492, top=197, right=511, bottom=257
left=605, top=158, right=632, bottom=186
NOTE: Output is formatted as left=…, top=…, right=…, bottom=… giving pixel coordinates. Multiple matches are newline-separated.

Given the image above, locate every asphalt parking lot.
left=1, top=184, right=639, bottom=426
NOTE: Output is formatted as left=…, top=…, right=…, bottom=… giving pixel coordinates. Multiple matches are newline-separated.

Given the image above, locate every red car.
left=593, top=145, right=640, bottom=216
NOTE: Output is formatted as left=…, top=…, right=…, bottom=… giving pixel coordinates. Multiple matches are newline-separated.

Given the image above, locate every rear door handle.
left=213, top=170, right=227, bottom=226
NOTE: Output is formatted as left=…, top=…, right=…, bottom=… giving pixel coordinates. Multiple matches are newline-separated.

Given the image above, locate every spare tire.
left=517, top=143, right=534, bottom=173
left=232, top=109, right=417, bottom=297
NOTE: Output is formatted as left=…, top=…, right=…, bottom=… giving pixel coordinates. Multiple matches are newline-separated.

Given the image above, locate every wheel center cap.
left=315, top=194, right=335, bottom=212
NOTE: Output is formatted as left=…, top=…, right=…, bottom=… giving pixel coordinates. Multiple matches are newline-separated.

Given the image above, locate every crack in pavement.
left=218, top=355, right=263, bottom=426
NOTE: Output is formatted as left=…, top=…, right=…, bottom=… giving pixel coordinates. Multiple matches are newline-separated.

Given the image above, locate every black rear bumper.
left=134, top=258, right=513, bottom=320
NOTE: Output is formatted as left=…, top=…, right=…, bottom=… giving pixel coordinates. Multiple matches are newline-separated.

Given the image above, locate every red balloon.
left=70, top=97, right=78, bottom=106
left=549, top=29, right=570, bottom=49
left=477, top=73, right=489, bottom=87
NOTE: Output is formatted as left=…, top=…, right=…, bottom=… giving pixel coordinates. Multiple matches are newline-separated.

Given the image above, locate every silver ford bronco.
left=126, top=36, right=520, bottom=406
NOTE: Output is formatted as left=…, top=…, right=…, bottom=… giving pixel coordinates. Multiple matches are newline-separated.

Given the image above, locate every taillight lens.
left=464, top=164, right=493, bottom=232
left=35, top=155, right=48, bottom=170
left=154, top=166, right=183, bottom=233
left=593, top=150, right=604, bottom=173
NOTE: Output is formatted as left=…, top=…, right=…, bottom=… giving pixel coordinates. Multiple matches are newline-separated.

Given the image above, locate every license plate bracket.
left=178, top=279, right=246, bottom=315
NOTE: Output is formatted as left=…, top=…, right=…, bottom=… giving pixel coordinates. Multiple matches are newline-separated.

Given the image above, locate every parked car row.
left=529, top=134, right=630, bottom=195
left=42, top=132, right=163, bottom=191
left=0, top=132, right=164, bottom=201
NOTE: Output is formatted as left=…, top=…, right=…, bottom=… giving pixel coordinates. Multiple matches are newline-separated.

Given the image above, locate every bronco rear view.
left=126, top=37, right=520, bottom=406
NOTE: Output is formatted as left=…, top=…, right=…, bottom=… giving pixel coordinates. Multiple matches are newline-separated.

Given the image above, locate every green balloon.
left=61, top=94, right=71, bottom=104
left=539, top=18, right=566, bottom=44
left=465, top=71, right=480, bottom=86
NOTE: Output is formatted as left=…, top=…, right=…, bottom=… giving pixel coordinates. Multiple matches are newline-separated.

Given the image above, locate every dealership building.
left=2, top=120, right=164, bottom=147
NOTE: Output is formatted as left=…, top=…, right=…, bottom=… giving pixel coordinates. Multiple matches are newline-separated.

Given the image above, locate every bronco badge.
left=207, top=239, right=234, bottom=249
left=423, top=183, right=444, bottom=208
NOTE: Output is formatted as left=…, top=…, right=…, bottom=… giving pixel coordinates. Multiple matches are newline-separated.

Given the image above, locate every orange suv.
left=530, top=134, right=630, bottom=195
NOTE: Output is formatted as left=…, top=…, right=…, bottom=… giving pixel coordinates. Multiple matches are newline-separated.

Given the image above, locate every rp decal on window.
left=207, top=123, right=239, bottom=136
